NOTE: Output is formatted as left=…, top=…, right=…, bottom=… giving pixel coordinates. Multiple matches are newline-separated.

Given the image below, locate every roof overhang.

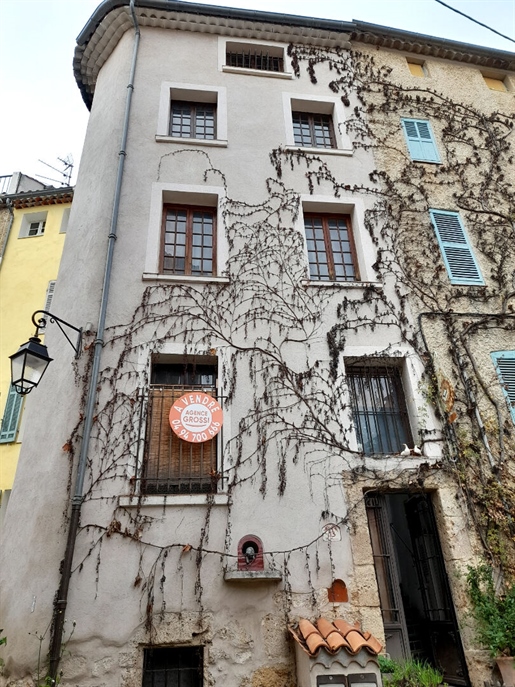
left=74, top=0, right=515, bottom=110
left=0, top=187, right=74, bottom=210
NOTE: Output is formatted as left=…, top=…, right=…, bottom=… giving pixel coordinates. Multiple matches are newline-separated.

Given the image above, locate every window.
left=491, top=351, right=515, bottom=424
left=142, top=361, right=218, bottom=495
left=161, top=206, right=215, bottom=277
left=142, top=647, right=203, bottom=687
left=429, top=210, right=484, bottom=285
left=170, top=101, right=216, bottom=140
left=304, top=214, right=359, bottom=282
left=19, top=211, right=48, bottom=238
left=406, top=60, right=425, bottom=77
left=292, top=111, right=335, bottom=149
left=401, top=119, right=439, bottom=162
left=28, top=220, right=45, bottom=236
left=347, top=365, right=413, bottom=455
left=156, top=84, right=227, bottom=144
left=0, top=385, right=23, bottom=444
left=483, top=75, right=507, bottom=92
left=225, top=41, right=284, bottom=72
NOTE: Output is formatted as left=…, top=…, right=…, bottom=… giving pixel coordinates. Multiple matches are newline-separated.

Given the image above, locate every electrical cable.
left=434, top=0, right=515, bottom=45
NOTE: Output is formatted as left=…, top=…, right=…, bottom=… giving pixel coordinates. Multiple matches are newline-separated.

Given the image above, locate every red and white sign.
left=169, top=392, right=223, bottom=443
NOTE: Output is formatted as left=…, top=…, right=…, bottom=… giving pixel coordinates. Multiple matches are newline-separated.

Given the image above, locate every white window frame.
left=282, top=93, right=353, bottom=155
left=218, top=36, right=294, bottom=79
left=18, top=211, right=48, bottom=239
left=156, top=82, right=227, bottom=146
left=144, top=182, right=229, bottom=284
left=295, top=195, right=379, bottom=286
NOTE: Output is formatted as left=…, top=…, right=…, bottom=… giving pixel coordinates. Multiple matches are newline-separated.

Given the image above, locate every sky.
left=0, top=0, right=514, bottom=186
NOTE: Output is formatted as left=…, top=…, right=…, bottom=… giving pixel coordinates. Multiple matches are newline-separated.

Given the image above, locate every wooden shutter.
left=491, top=352, right=515, bottom=424
left=401, top=118, right=440, bottom=162
left=430, top=210, right=484, bottom=285
left=0, top=385, right=23, bottom=443
left=144, top=387, right=217, bottom=494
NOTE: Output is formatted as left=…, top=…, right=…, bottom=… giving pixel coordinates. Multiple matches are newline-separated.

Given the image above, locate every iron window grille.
left=170, top=101, right=216, bottom=140
left=304, top=214, right=359, bottom=282
left=141, top=364, right=220, bottom=495
left=347, top=366, right=413, bottom=455
left=142, top=647, right=203, bottom=687
left=292, top=111, right=336, bottom=148
left=161, top=205, right=216, bottom=277
left=226, top=49, right=283, bottom=72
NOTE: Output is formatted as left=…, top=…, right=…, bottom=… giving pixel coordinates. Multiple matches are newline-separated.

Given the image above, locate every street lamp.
left=10, top=310, right=82, bottom=395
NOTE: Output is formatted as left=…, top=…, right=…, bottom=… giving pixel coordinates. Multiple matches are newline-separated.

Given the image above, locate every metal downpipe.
left=48, top=1, right=140, bottom=679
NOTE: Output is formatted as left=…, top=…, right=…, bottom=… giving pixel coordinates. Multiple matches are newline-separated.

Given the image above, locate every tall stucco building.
left=0, top=2, right=514, bottom=687
left=0, top=177, right=73, bottom=525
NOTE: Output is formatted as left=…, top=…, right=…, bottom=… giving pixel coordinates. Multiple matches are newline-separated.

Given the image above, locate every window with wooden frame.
left=143, top=361, right=219, bottom=495
left=161, top=205, right=216, bottom=277
left=142, top=646, right=203, bottom=687
left=292, top=111, right=336, bottom=148
left=170, top=101, right=216, bottom=140
left=304, top=213, right=359, bottom=282
left=347, top=365, right=413, bottom=455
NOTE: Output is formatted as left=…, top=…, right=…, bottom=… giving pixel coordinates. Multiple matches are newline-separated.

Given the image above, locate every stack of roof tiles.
left=289, top=617, right=382, bottom=657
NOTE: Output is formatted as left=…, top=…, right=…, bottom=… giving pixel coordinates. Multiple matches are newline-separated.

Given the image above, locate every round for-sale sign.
left=169, top=392, right=223, bottom=443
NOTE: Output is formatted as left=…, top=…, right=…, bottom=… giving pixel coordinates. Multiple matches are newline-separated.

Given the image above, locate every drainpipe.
left=48, top=1, right=140, bottom=679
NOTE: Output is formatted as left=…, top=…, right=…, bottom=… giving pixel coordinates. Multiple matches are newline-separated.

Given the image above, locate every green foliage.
left=466, top=564, right=515, bottom=657
left=378, top=655, right=397, bottom=673
left=382, top=658, right=445, bottom=687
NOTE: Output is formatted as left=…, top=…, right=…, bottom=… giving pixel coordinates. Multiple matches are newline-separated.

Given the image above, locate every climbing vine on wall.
left=61, top=39, right=515, bottom=659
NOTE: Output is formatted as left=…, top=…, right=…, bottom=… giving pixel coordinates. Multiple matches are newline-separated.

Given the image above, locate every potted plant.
left=378, top=656, right=445, bottom=687
left=466, top=564, right=515, bottom=686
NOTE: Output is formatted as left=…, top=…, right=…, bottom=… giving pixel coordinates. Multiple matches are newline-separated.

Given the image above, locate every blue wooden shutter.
left=429, top=210, right=484, bottom=285
left=401, top=118, right=440, bottom=162
left=491, top=352, right=515, bottom=424
left=0, top=385, right=23, bottom=443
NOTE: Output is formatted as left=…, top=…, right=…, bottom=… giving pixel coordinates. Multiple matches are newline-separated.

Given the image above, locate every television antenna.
left=36, top=155, right=74, bottom=187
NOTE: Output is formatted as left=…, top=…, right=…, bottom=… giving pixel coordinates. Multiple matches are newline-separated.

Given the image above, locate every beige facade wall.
left=0, top=7, right=513, bottom=687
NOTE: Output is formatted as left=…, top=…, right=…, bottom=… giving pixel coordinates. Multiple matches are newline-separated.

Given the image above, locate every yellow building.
left=0, top=182, right=73, bottom=521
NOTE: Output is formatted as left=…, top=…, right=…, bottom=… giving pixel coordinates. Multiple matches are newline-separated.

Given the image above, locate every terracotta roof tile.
left=289, top=616, right=383, bottom=658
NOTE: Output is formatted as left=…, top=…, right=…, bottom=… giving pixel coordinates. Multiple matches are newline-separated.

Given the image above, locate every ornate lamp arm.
left=31, top=310, right=82, bottom=359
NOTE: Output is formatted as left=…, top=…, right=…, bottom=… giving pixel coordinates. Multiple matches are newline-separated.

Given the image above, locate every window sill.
left=222, top=66, right=294, bottom=80
left=143, top=273, right=230, bottom=285
left=119, top=494, right=229, bottom=507
left=411, top=158, right=441, bottom=165
left=224, top=570, right=283, bottom=582
left=155, top=135, right=228, bottom=147
left=303, top=280, right=382, bottom=289
left=284, top=145, right=353, bottom=157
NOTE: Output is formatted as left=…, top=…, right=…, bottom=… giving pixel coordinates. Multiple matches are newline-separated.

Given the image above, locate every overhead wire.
left=434, top=0, right=515, bottom=45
